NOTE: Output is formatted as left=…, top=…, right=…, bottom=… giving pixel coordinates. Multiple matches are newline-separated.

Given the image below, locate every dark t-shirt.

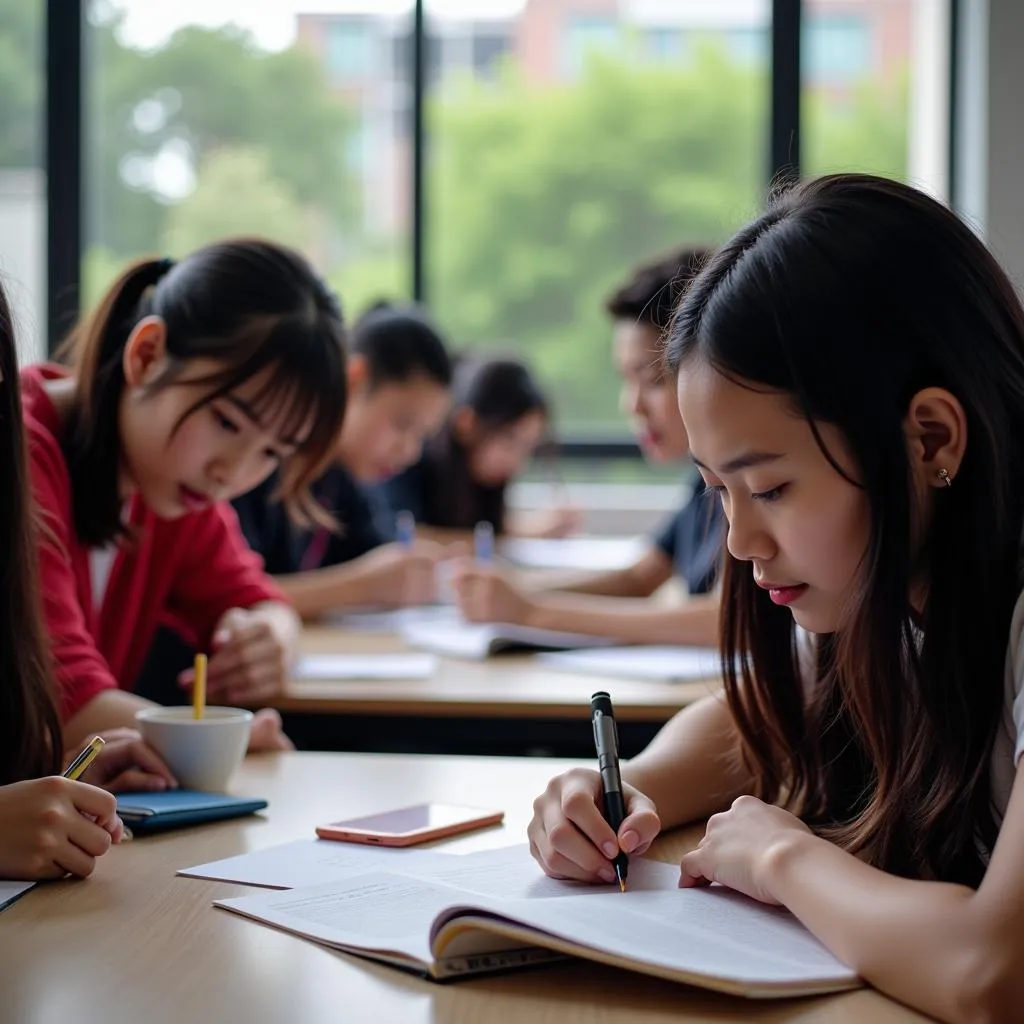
left=232, top=467, right=389, bottom=574
left=376, top=437, right=506, bottom=533
left=651, top=479, right=725, bottom=595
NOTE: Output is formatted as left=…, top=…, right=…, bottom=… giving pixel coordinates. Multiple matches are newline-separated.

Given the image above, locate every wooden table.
left=272, top=628, right=717, bottom=758
left=0, top=752, right=926, bottom=1024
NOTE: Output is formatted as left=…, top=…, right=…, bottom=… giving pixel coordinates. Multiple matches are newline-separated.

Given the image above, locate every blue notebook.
left=115, top=791, right=268, bottom=834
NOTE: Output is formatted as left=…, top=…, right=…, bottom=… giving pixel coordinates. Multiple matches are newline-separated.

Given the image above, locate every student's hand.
left=679, top=796, right=814, bottom=905
left=451, top=563, right=532, bottom=625
left=527, top=768, right=661, bottom=883
left=363, top=541, right=441, bottom=607
left=516, top=505, right=584, bottom=539
left=74, top=728, right=178, bottom=793
left=247, top=708, right=295, bottom=753
left=179, top=607, right=288, bottom=705
left=0, top=777, right=124, bottom=880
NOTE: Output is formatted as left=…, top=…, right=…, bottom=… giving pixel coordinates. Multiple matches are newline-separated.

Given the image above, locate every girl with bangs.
left=23, top=239, right=346, bottom=753
left=527, top=175, right=1024, bottom=1021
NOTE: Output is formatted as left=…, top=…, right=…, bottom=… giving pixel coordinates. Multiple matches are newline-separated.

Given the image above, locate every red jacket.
left=22, top=364, right=285, bottom=721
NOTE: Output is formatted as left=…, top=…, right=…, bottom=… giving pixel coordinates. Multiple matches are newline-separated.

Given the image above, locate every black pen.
left=590, top=691, right=628, bottom=892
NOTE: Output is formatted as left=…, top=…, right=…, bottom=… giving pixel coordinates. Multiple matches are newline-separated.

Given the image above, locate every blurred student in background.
left=452, top=247, right=725, bottom=646
left=233, top=301, right=453, bottom=619
left=379, top=355, right=581, bottom=545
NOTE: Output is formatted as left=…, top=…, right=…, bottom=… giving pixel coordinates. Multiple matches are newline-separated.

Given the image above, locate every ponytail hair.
left=60, top=240, right=348, bottom=546
left=0, top=277, right=61, bottom=782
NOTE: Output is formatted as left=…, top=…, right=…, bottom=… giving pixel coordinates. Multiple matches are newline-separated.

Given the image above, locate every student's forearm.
left=764, top=834, right=1016, bottom=1022
left=522, top=593, right=719, bottom=646
left=62, top=689, right=158, bottom=751
left=273, top=562, right=387, bottom=619
left=623, top=694, right=751, bottom=829
left=554, top=549, right=673, bottom=598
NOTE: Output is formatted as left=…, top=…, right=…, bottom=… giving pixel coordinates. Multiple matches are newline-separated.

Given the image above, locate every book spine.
left=434, top=946, right=564, bottom=979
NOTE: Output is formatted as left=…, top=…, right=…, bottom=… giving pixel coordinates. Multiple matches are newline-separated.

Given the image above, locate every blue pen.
left=396, top=510, right=416, bottom=550
left=473, top=521, right=494, bottom=564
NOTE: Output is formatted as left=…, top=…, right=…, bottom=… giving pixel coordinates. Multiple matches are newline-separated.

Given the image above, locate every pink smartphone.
left=315, top=803, right=505, bottom=847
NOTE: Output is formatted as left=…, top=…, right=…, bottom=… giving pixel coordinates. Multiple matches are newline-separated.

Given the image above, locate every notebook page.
left=538, top=646, right=721, bottom=682
left=180, top=838, right=456, bottom=889
left=293, top=653, right=438, bottom=680
left=215, top=871, right=477, bottom=965
left=401, top=619, right=613, bottom=659
left=406, top=843, right=680, bottom=899
left=440, top=884, right=857, bottom=990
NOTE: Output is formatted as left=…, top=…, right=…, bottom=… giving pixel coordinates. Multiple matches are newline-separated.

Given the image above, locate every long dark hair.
left=61, top=239, right=347, bottom=546
left=425, top=356, right=548, bottom=533
left=0, top=281, right=61, bottom=783
left=665, top=174, right=1024, bottom=887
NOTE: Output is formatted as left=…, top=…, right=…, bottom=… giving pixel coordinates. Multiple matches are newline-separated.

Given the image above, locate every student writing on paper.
left=23, top=241, right=347, bottom=751
left=528, top=176, right=1024, bottom=1022
left=0, top=278, right=174, bottom=880
left=232, top=302, right=453, bottom=619
left=451, top=249, right=724, bottom=646
left=378, top=356, right=581, bottom=543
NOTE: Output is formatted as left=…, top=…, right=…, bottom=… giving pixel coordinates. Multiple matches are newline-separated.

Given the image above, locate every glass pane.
left=802, top=0, right=950, bottom=195
left=427, top=0, right=770, bottom=437
left=0, top=0, right=46, bottom=363
left=84, top=2, right=412, bottom=314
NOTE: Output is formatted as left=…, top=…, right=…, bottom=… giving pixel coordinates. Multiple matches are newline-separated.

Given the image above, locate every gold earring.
left=937, top=468, right=952, bottom=488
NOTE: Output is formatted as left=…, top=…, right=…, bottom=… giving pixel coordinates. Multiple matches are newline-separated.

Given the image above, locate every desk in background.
left=0, top=751, right=925, bottom=1024
left=271, top=626, right=717, bottom=758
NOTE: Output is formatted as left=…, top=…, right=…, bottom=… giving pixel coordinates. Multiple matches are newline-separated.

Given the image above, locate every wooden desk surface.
left=279, top=627, right=715, bottom=722
left=1, top=752, right=926, bottom=1024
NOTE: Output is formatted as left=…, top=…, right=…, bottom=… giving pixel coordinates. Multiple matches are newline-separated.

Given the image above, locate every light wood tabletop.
left=1, top=752, right=928, bottom=1024
left=281, top=626, right=716, bottom=722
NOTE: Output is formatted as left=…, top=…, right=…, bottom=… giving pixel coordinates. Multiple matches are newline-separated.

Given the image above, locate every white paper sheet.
left=293, top=653, right=438, bottom=680
left=322, top=605, right=457, bottom=633
left=0, top=880, right=35, bottom=913
left=179, top=838, right=457, bottom=889
left=499, top=536, right=646, bottom=571
left=538, top=645, right=721, bottom=682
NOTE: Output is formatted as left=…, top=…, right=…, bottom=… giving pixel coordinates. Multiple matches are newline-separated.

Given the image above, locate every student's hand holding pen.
left=362, top=540, right=444, bottom=607
left=451, top=562, right=534, bottom=625
left=527, top=768, right=661, bottom=884
left=0, top=777, right=124, bottom=880
left=71, top=728, right=178, bottom=793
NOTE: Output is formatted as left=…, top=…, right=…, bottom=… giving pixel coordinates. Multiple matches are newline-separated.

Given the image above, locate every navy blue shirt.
left=232, top=467, right=390, bottom=574
left=651, top=479, right=725, bottom=595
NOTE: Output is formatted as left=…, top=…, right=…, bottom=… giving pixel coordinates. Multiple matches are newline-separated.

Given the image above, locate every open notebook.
left=400, top=617, right=613, bottom=659
left=214, top=844, right=859, bottom=998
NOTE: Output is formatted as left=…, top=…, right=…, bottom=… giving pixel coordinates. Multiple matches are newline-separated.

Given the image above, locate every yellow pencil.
left=63, top=736, right=106, bottom=781
left=193, top=652, right=208, bottom=720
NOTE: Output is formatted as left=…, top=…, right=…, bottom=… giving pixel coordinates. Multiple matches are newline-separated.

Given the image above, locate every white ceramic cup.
left=135, top=706, right=253, bottom=792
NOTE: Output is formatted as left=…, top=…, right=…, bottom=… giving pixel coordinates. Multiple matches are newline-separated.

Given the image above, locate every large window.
left=68, top=1, right=950, bottom=453
left=802, top=0, right=950, bottom=193
left=0, top=0, right=46, bottom=363
left=427, top=0, right=771, bottom=439
left=84, top=2, right=411, bottom=315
